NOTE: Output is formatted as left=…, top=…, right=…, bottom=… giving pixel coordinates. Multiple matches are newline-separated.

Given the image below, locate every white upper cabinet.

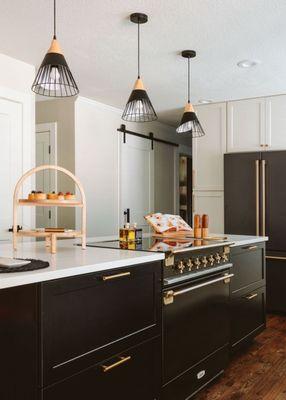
left=265, top=95, right=286, bottom=150
left=227, top=98, right=266, bottom=152
left=193, top=102, right=226, bottom=191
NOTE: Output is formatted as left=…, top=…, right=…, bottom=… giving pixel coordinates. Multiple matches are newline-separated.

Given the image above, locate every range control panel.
left=164, top=245, right=231, bottom=285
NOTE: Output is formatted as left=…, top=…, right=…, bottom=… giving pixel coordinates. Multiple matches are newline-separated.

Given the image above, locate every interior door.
left=224, top=152, right=261, bottom=235
left=0, top=98, right=23, bottom=240
left=120, top=135, right=154, bottom=232
left=36, top=124, right=56, bottom=228
left=263, top=151, right=286, bottom=252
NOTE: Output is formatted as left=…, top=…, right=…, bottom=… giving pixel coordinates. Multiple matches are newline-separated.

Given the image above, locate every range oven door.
left=163, top=270, right=232, bottom=385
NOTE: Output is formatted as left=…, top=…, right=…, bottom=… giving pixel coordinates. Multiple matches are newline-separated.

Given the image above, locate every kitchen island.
left=0, top=234, right=267, bottom=400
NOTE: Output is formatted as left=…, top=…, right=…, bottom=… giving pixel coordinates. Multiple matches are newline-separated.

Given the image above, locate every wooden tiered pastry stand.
left=13, top=165, right=86, bottom=254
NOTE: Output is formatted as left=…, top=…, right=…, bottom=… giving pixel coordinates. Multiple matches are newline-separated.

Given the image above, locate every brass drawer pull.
left=266, top=255, right=286, bottom=261
left=102, top=271, right=131, bottom=281
left=242, top=245, right=258, bottom=251
left=101, top=356, right=131, bottom=372
left=245, top=293, right=258, bottom=300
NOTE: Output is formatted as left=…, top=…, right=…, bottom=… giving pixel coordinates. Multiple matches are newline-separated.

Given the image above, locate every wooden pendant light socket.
left=184, top=103, right=195, bottom=112
left=133, top=78, right=145, bottom=90
left=47, top=38, right=63, bottom=54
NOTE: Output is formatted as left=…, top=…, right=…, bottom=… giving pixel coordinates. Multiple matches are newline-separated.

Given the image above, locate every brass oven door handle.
left=255, top=160, right=260, bottom=236
left=261, top=159, right=266, bottom=236
left=102, top=271, right=131, bottom=281
left=163, top=273, right=234, bottom=305
left=101, top=356, right=131, bottom=372
left=245, top=293, right=258, bottom=300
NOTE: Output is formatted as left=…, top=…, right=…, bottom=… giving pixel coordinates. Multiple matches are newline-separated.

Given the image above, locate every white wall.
left=75, top=96, right=190, bottom=237
left=0, top=53, right=35, bottom=234
left=36, top=98, right=76, bottom=228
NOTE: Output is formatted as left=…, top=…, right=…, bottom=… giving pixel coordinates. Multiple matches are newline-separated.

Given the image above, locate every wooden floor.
left=196, top=314, right=286, bottom=400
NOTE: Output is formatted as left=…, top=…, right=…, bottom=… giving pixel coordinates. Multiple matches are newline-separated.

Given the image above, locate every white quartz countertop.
left=0, top=234, right=267, bottom=290
left=0, top=240, right=164, bottom=290
left=224, top=234, right=268, bottom=247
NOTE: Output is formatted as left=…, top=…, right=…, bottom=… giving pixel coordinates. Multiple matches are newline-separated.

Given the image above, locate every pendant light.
left=31, top=0, right=79, bottom=97
left=122, top=13, right=157, bottom=122
left=176, top=50, right=205, bottom=137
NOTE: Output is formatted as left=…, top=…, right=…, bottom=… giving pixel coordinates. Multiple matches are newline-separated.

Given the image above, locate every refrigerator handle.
left=255, top=160, right=260, bottom=236
left=261, top=160, right=266, bottom=236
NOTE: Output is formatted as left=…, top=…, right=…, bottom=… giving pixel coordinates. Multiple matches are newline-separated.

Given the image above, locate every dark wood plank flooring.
left=196, top=315, right=286, bottom=400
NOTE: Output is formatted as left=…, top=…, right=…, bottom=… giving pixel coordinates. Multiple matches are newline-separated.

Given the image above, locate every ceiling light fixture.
left=31, top=0, right=79, bottom=97
left=176, top=50, right=205, bottom=137
left=122, top=13, right=157, bottom=122
left=198, top=99, right=212, bottom=104
left=237, top=59, right=258, bottom=68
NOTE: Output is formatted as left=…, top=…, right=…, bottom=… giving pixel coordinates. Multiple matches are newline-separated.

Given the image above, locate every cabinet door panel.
left=266, top=95, right=286, bottom=150
left=224, top=152, right=260, bottom=235
left=266, top=256, right=286, bottom=312
left=42, top=337, right=161, bottom=400
left=263, top=151, right=286, bottom=252
left=227, top=98, right=265, bottom=152
left=41, top=262, right=162, bottom=385
left=231, top=286, right=266, bottom=349
left=193, top=103, right=226, bottom=191
left=193, top=191, right=224, bottom=233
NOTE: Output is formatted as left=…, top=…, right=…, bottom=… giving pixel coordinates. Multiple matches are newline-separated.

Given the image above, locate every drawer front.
left=162, top=346, right=228, bottom=400
left=42, top=337, right=161, bottom=400
left=231, top=286, right=266, bottom=349
left=230, top=243, right=265, bottom=294
left=266, top=257, right=286, bottom=312
left=41, top=261, right=162, bottom=385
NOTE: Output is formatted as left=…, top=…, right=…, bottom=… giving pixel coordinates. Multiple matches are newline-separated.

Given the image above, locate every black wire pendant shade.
left=31, top=0, right=79, bottom=97
left=176, top=50, right=205, bottom=137
left=122, top=13, right=157, bottom=123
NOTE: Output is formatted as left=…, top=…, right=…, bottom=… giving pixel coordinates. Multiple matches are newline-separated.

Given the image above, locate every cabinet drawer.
left=231, top=286, right=266, bottom=350
left=162, top=346, right=228, bottom=400
left=42, top=337, right=161, bottom=400
left=41, top=261, right=162, bottom=385
left=230, top=243, right=265, bottom=294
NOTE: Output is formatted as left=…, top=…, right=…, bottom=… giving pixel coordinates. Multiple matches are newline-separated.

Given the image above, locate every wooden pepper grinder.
left=194, top=214, right=202, bottom=239
left=202, top=214, right=209, bottom=238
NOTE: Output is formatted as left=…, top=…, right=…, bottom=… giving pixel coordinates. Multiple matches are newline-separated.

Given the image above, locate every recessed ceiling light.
left=198, top=99, right=212, bottom=104
left=237, top=59, right=259, bottom=68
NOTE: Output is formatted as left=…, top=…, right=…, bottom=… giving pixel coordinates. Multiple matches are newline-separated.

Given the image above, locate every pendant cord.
left=53, top=0, right=56, bottom=39
left=137, top=22, right=140, bottom=78
left=187, top=57, right=191, bottom=103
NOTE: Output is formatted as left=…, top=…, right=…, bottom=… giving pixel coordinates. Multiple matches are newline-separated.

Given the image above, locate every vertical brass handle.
left=101, top=356, right=131, bottom=372
left=255, top=160, right=260, bottom=236
left=262, top=160, right=266, bottom=236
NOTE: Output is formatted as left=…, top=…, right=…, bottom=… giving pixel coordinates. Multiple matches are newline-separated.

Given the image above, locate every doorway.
left=179, top=154, right=192, bottom=224
left=35, top=122, right=57, bottom=229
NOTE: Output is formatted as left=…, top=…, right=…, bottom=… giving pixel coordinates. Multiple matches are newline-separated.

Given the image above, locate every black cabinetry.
left=230, top=243, right=266, bottom=351
left=40, top=261, right=162, bottom=398
left=0, top=285, right=38, bottom=400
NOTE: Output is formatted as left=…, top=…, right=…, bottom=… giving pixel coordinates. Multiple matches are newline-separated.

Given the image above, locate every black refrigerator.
left=224, top=151, right=286, bottom=312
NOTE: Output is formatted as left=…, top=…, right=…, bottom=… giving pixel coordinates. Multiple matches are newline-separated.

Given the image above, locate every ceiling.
left=1, top=0, right=286, bottom=126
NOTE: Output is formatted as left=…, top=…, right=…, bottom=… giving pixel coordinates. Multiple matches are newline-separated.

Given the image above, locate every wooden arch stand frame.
left=13, top=165, right=87, bottom=254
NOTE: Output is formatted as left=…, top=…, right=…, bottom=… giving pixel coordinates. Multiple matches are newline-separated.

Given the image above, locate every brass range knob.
left=222, top=252, right=229, bottom=262
left=208, top=255, right=215, bottom=266
left=215, top=253, right=222, bottom=263
left=187, top=258, right=194, bottom=271
left=202, top=256, right=208, bottom=268
left=176, top=260, right=185, bottom=274
left=194, top=257, right=201, bottom=269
